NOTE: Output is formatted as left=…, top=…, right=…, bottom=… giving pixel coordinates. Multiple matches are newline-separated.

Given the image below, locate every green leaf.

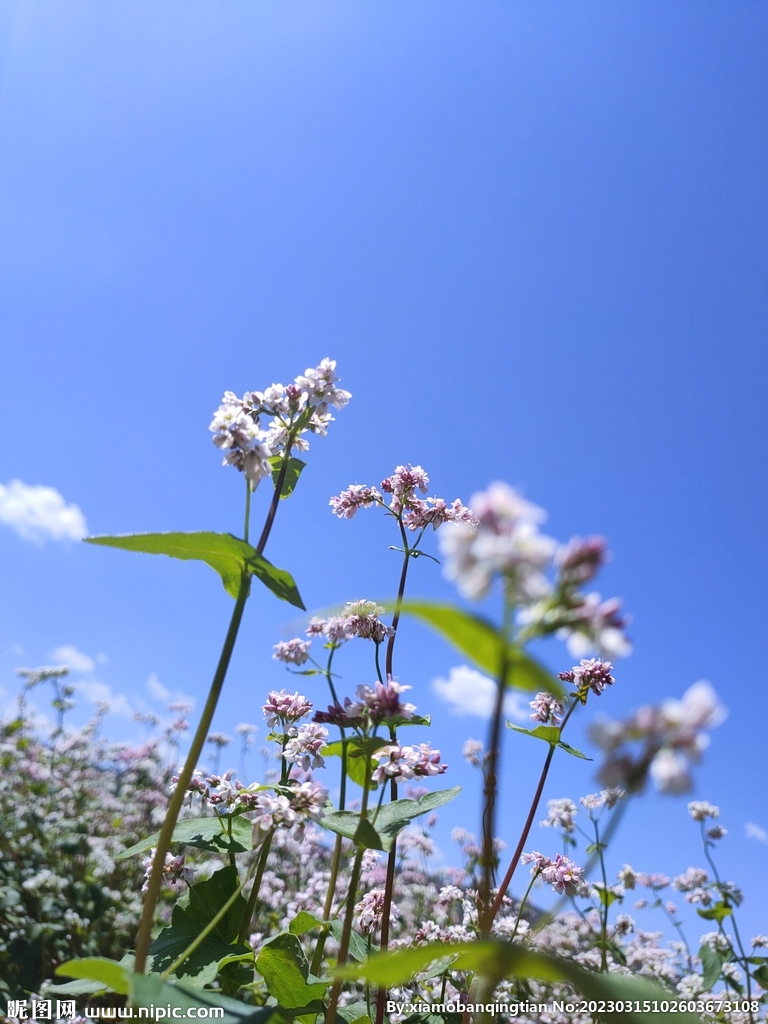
left=329, top=920, right=375, bottom=964
left=131, top=973, right=275, bottom=1024
left=752, top=963, right=768, bottom=988
left=55, top=957, right=130, bottom=995
left=324, top=741, right=376, bottom=790
left=86, top=531, right=305, bottom=608
left=336, top=941, right=705, bottom=1024
left=508, top=724, right=561, bottom=744
left=321, top=788, right=461, bottom=852
left=392, top=601, right=563, bottom=696
left=270, top=456, right=306, bottom=499
left=697, top=901, right=733, bottom=923
left=337, top=1003, right=371, bottom=1024
left=698, top=944, right=725, bottom=990
left=595, top=887, right=618, bottom=909
left=149, top=866, right=249, bottom=979
left=256, top=932, right=328, bottom=1008
left=85, top=531, right=255, bottom=599
left=557, top=740, right=592, bottom=760
left=249, top=553, right=305, bottom=610
left=289, top=912, right=324, bottom=935
left=116, top=815, right=253, bottom=860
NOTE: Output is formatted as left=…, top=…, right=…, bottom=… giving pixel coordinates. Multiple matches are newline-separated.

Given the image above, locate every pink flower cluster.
left=372, top=743, right=448, bottom=783
left=589, top=681, right=726, bottom=794
left=329, top=464, right=474, bottom=533
left=262, top=690, right=313, bottom=729
left=210, top=358, right=350, bottom=488
left=520, top=851, right=588, bottom=897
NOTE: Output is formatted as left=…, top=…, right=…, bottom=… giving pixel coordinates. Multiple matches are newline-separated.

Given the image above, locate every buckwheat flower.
left=167, top=700, right=193, bottom=715
left=707, top=825, right=727, bottom=839
left=637, top=872, right=670, bottom=889
left=751, top=935, right=768, bottom=948
left=614, top=913, right=635, bottom=936
left=313, top=697, right=364, bottom=727
left=540, top=798, right=578, bottom=833
left=288, top=780, right=327, bottom=822
left=649, top=748, right=692, bottom=794
left=355, top=887, right=398, bottom=936
left=715, top=880, right=743, bottom=906
left=618, top=865, right=637, bottom=890
left=329, top=484, right=383, bottom=519
left=522, top=852, right=587, bottom=896
left=688, top=800, right=720, bottom=821
left=556, top=536, right=608, bottom=585
left=671, top=868, right=708, bottom=892
left=440, top=482, right=556, bottom=602
left=462, top=738, right=485, bottom=767
left=580, top=788, right=625, bottom=812
left=562, top=594, right=632, bottom=659
left=207, top=732, right=231, bottom=748
left=402, top=497, right=477, bottom=532
left=251, top=792, right=299, bottom=846
left=305, top=617, right=328, bottom=637
left=295, top=357, right=352, bottom=410
left=283, top=723, right=329, bottom=771
left=721, top=962, right=742, bottom=984
left=559, top=659, right=614, bottom=706
left=341, top=600, right=394, bottom=642
left=236, top=722, right=257, bottom=737
left=273, top=638, right=312, bottom=665
left=356, top=679, right=416, bottom=723
left=141, top=848, right=193, bottom=893
left=529, top=691, right=565, bottom=725
left=262, top=690, right=313, bottom=729
left=322, top=616, right=354, bottom=643
left=633, top=899, right=647, bottom=910
left=437, top=885, right=465, bottom=906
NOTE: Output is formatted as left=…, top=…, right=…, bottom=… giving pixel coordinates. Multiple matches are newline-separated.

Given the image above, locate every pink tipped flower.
left=373, top=743, right=447, bottom=783
left=313, top=697, right=364, bottom=727
left=556, top=536, right=609, bottom=585
left=283, top=723, right=329, bottom=771
left=540, top=798, right=578, bottom=833
left=529, top=692, right=565, bottom=725
left=559, top=658, right=614, bottom=701
left=354, top=887, right=399, bottom=936
left=521, top=851, right=587, bottom=896
left=356, top=679, right=416, bottom=723
left=688, top=800, right=720, bottom=821
left=329, top=484, right=383, bottom=519
left=273, top=638, right=311, bottom=665
left=402, top=497, right=477, bottom=532
left=440, top=482, right=556, bottom=602
left=262, top=690, right=313, bottom=729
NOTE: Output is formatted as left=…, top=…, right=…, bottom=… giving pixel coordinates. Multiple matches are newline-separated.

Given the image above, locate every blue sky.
left=1, top=2, right=766, bottom=941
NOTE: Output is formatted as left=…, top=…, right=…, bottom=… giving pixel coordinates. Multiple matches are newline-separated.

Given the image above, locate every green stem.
left=385, top=520, right=410, bottom=679
left=595, top=820, right=609, bottom=971
left=510, top=869, right=539, bottom=943
left=309, top=832, right=344, bottom=976
left=244, top=479, right=252, bottom=543
left=488, top=697, right=579, bottom=927
left=326, top=766, right=372, bottom=1024
left=237, top=829, right=275, bottom=945
left=134, top=573, right=250, bottom=973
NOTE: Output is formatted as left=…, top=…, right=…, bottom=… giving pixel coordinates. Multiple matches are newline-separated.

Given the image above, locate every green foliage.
left=507, top=722, right=592, bottom=759
left=697, top=901, right=733, bottom=923
left=57, top=959, right=275, bottom=1023
left=116, top=814, right=254, bottom=861
left=269, top=456, right=306, bottom=499
left=336, top=941, right=707, bottom=1024
left=85, top=532, right=305, bottom=608
left=321, top=788, right=461, bottom=852
left=255, top=932, right=328, bottom=1008
left=149, top=866, right=249, bottom=980
left=698, top=944, right=726, bottom=990
left=392, top=601, right=563, bottom=696
left=329, top=920, right=375, bottom=964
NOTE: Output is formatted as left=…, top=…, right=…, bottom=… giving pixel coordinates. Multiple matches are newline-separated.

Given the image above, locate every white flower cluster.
left=210, top=358, right=350, bottom=489
left=439, top=482, right=631, bottom=658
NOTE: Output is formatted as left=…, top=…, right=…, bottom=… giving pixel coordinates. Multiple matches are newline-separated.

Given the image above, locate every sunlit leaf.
left=116, top=816, right=253, bottom=860
left=269, top=456, right=306, bottom=499
left=390, top=602, right=562, bottom=696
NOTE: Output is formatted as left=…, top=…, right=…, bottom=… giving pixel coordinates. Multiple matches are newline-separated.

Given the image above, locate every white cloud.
left=745, top=822, right=768, bottom=844
left=0, top=479, right=88, bottom=543
left=432, top=664, right=530, bottom=722
left=50, top=645, right=95, bottom=674
left=146, top=673, right=171, bottom=701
